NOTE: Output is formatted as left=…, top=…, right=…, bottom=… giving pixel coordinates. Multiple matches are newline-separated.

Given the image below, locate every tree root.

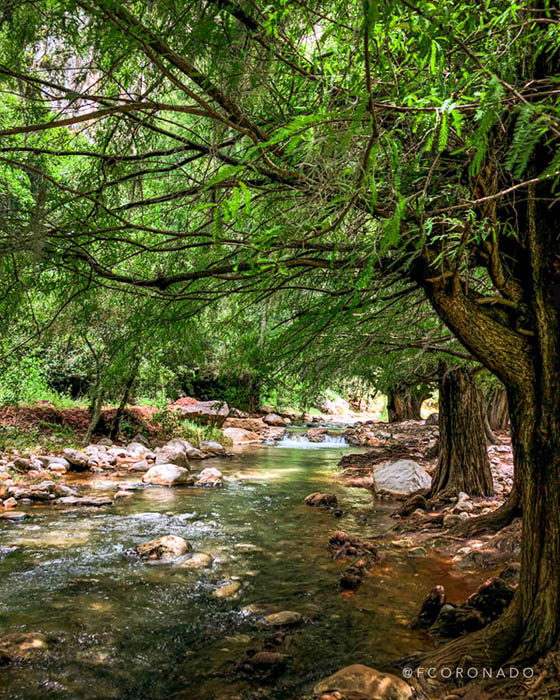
left=450, top=487, right=521, bottom=538
left=412, top=603, right=523, bottom=693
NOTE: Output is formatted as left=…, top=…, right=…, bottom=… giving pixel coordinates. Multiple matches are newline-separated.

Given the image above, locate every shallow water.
left=0, top=442, right=484, bottom=699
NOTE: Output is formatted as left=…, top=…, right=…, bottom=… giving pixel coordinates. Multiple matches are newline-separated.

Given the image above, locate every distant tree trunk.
left=483, top=408, right=502, bottom=444
left=387, top=384, right=426, bottom=422
left=430, top=366, right=494, bottom=498
left=84, top=389, right=104, bottom=444
left=110, top=358, right=140, bottom=440
left=487, top=385, right=509, bottom=430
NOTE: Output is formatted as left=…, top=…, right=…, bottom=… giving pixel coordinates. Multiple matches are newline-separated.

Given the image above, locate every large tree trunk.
left=420, top=383, right=560, bottom=678
left=415, top=186, right=560, bottom=679
left=387, top=384, right=426, bottom=422
left=429, top=366, right=494, bottom=498
left=487, top=385, right=509, bottom=430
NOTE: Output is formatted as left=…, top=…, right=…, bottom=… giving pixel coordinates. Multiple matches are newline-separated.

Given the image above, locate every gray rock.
left=373, top=459, right=431, bottom=496
left=200, top=440, right=226, bottom=455
left=0, top=511, right=29, bottom=521
left=62, top=448, right=89, bottom=471
left=175, top=400, right=229, bottom=427
left=263, top=413, right=286, bottom=426
left=155, top=447, right=189, bottom=469
left=48, top=457, right=70, bottom=471
left=130, top=459, right=150, bottom=472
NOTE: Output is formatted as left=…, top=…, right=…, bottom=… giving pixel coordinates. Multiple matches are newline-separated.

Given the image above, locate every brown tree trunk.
left=487, top=385, right=509, bottom=430
left=415, top=185, right=560, bottom=678
left=429, top=366, right=494, bottom=498
left=387, top=384, right=426, bottom=422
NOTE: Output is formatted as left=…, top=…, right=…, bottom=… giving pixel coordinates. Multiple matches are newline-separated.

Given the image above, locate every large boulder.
left=373, top=459, right=431, bottom=496
left=263, top=413, right=287, bottom=426
left=173, top=400, right=229, bottom=427
left=135, top=535, right=191, bottom=561
left=62, top=448, right=89, bottom=471
left=223, top=417, right=267, bottom=432
left=142, top=464, right=193, bottom=486
left=313, top=664, right=414, bottom=700
left=155, top=446, right=189, bottom=469
left=223, top=427, right=261, bottom=444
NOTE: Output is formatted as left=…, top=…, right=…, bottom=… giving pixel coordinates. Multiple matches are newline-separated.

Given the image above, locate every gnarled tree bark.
left=429, top=366, right=494, bottom=498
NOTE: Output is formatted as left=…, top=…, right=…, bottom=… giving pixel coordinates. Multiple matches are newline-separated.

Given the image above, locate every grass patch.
left=0, top=422, right=80, bottom=453
left=152, top=409, right=232, bottom=448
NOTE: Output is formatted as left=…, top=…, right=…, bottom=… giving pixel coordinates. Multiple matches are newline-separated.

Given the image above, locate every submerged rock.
left=179, top=552, right=214, bottom=568
left=304, top=492, right=338, bottom=508
left=135, top=535, right=192, bottom=561
left=196, top=467, right=223, bottom=487
left=263, top=611, right=302, bottom=627
left=373, top=459, right=431, bottom=496
left=313, top=664, right=414, bottom=699
left=56, top=496, right=113, bottom=507
left=211, top=581, right=241, bottom=599
left=0, top=632, right=54, bottom=664
left=142, top=464, right=193, bottom=486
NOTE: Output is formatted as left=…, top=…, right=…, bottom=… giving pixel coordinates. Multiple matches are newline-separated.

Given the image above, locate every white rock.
left=142, top=464, right=192, bottom=486
left=373, top=459, right=431, bottom=496
left=200, top=440, right=226, bottom=455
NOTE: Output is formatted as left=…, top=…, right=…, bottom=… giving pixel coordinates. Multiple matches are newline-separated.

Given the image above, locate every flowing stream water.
left=0, top=438, right=484, bottom=699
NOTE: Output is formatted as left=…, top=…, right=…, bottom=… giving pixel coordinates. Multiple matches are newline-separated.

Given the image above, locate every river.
left=0, top=435, right=483, bottom=699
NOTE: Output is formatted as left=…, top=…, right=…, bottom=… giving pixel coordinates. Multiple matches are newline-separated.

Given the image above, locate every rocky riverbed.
left=0, top=415, right=525, bottom=700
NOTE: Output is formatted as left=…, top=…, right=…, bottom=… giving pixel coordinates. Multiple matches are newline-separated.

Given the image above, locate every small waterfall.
left=274, top=433, right=348, bottom=448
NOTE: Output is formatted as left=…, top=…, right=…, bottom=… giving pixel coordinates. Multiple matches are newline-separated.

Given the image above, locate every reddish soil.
left=0, top=403, right=160, bottom=438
